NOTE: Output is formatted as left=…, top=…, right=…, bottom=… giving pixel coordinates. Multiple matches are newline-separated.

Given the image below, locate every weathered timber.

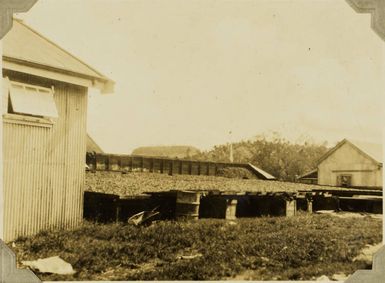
left=175, top=191, right=201, bottom=220
left=339, top=197, right=382, bottom=214
left=312, top=195, right=340, bottom=211
left=200, top=196, right=237, bottom=219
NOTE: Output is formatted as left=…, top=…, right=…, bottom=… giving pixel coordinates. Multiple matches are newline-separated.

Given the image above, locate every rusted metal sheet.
left=3, top=76, right=87, bottom=241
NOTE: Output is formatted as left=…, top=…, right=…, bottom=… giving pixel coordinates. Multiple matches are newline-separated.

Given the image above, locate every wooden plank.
left=106, top=154, right=110, bottom=171
left=150, top=158, right=154, bottom=173
left=117, top=157, right=122, bottom=171
left=169, top=160, right=173, bottom=175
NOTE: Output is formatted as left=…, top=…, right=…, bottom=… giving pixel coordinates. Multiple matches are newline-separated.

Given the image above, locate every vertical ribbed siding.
left=3, top=123, right=50, bottom=240
left=3, top=79, right=87, bottom=241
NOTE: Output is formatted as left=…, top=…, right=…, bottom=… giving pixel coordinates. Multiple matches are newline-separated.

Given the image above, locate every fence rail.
left=86, top=153, right=273, bottom=179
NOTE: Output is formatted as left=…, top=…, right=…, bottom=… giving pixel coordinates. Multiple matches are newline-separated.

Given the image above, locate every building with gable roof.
left=298, top=139, right=382, bottom=189
left=1, top=19, right=114, bottom=241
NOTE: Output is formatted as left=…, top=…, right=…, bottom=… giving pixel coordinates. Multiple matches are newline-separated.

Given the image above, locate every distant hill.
left=132, top=146, right=200, bottom=159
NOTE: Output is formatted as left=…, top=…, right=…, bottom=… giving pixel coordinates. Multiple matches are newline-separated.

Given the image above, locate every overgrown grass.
left=12, top=214, right=382, bottom=281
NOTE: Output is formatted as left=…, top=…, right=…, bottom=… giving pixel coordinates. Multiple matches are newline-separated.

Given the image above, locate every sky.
left=15, top=0, right=384, bottom=154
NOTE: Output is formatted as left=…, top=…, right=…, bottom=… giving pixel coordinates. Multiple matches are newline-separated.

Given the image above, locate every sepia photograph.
left=0, top=0, right=384, bottom=282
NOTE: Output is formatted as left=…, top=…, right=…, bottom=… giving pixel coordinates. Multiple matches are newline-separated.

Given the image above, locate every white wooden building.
left=317, top=139, right=382, bottom=189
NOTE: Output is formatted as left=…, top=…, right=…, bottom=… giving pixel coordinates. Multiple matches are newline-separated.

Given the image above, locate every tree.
left=191, top=134, right=328, bottom=181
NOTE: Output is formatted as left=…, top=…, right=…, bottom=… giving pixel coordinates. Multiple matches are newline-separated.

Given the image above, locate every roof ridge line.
left=14, top=18, right=111, bottom=82
left=317, top=139, right=382, bottom=166
left=345, top=139, right=382, bottom=165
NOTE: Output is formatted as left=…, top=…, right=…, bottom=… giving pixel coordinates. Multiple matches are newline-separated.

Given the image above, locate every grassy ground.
left=85, top=171, right=352, bottom=197
left=12, top=213, right=382, bottom=281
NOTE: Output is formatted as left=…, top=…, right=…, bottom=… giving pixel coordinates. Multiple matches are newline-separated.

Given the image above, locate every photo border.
left=0, top=0, right=384, bottom=282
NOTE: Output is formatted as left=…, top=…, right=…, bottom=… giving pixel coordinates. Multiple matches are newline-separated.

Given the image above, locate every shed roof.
left=297, top=168, right=318, bottom=180
left=2, top=19, right=114, bottom=93
left=318, top=139, right=382, bottom=165
left=87, top=134, right=104, bottom=154
left=248, top=163, right=276, bottom=180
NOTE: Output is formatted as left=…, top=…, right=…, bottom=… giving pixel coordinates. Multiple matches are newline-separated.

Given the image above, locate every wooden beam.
left=129, top=156, right=133, bottom=171
left=106, top=155, right=110, bottom=171
left=150, top=158, right=154, bottom=173
left=117, top=157, right=122, bottom=171
left=169, top=160, right=173, bottom=176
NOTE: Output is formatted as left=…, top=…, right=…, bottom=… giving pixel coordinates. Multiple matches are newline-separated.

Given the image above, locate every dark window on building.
left=337, top=175, right=352, bottom=187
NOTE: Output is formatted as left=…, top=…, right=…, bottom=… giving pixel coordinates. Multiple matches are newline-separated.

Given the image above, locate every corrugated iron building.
left=1, top=19, right=113, bottom=241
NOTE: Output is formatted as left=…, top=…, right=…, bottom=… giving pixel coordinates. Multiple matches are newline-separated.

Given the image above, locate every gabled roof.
left=317, top=139, right=382, bottom=165
left=297, top=168, right=318, bottom=180
left=349, top=139, right=383, bottom=163
left=87, top=134, right=104, bottom=154
left=2, top=19, right=114, bottom=93
left=248, top=163, right=276, bottom=180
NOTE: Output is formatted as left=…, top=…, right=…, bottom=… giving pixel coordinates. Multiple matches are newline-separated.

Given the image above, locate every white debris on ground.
left=22, top=256, right=76, bottom=275
left=331, top=273, right=348, bottom=281
left=316, top=273, right=348, bottom=281
left=353, top=242, right=383, bottom=264
left=178, top=253, right=203, bottom=260
left=315, top=210, right=382, bottom=219
left=316, top=275, right=330, bottom=281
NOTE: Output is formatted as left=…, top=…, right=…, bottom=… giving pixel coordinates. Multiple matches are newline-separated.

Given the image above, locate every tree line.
left=191, top=135, right=329, bottom=181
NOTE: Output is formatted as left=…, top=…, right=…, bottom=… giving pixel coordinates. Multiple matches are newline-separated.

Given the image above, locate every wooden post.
left=225, top=199, right=238, bottom=220
left=179, top=160, right=183, bottom=174
left=141, top=156, right=144, bottom=172
left=307, top=199, right=313, bottom=213
left=189, top=161, right=192, bottom=175
left=285, top=199, right=296, bottom=217
left=115, top=201, right=121, bottom=223
left=106, top=155, right=110, bottom=171
left=306, top=193, right=313, bottom=213
left=129, top=156, right=133, bottom=171
left=117, top=156, right=122, bottom=171
left=206, top=163, right=210, bottom=176
left=93, top=154, right=97, bottom=171
left=150, top=158, right=154, bottom=173
left=198, top=162, right=201, bottom=175
left=169, top=160, right=173, bottom=176
left=214, top=164, right=218, bottom=176
left=161, top=159, right=164, bottom=174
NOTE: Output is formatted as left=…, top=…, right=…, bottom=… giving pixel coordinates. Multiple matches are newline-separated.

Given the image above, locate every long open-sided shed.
left=1, top=19, right=114, bottom=241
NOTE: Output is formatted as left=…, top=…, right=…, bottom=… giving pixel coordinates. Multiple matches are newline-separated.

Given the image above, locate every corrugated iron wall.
left=3, top=74, right=87, bottom=241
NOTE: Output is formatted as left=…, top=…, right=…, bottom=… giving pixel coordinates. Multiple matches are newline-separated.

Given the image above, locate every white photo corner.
left=0, top=0, right=384, bottom=283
